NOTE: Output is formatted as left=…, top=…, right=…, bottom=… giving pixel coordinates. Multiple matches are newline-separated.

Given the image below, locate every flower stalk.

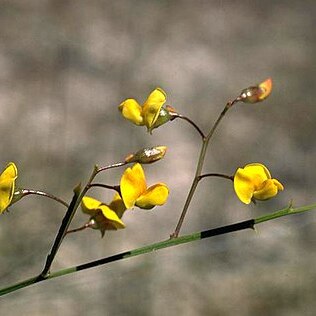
left=39, top=161, right=128, bottom=278
left=171, top=101, right=236, bottom=238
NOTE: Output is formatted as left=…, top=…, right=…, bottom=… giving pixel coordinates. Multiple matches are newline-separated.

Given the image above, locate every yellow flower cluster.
left=81, top=163, right=169, bottom=235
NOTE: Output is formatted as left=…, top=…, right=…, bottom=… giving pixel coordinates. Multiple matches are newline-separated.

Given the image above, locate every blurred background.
left=0, top=1, right=315, bottom=315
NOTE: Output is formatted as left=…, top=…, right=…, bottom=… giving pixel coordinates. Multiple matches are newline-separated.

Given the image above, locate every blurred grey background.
left=0, top=1, right=315, bottom=315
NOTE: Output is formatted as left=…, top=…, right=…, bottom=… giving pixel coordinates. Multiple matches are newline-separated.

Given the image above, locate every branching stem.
left=39, top=161, right=127, bottom=278
left=171, top=101, right=237, bottom=238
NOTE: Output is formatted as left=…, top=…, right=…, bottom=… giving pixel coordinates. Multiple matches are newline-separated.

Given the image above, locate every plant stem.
left=198, top=173, right=234, bottom=181
left=39, top=162, right=127, bottom=278
left=1, top=202, right=315, bottom=297
left=97, top=161, right=127, bottom=173
left=15, top=189, right=69, bottom=208
left=173, top=114, right=206, bottom=138
left=66, top=222, right=93, bottom=235
left=88, top=183, right=120, bottom=193
left=39, top=185, right=82, bottom=278
left=171, top=102, right=234, bottom=238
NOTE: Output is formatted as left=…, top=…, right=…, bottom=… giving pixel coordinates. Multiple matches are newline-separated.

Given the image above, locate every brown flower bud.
left=239, top=78, right=272, bottom=103
left=125, top=146, right=167, bottom=164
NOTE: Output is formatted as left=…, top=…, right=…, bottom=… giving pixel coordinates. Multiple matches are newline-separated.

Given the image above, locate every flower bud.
left=125, top=146, right=167, bottom=164
left=239, top=78, right=272, bottom=103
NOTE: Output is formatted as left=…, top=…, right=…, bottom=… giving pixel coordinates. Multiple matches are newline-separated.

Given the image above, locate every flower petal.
left=243, top=163, right=271, bottom=189
left=258, top=78, right=272, bottom=101
left=142, top=88, right=166, bottom=129
left=0, top=162, right=18, bottom=214
left=120, top=163, right=147, bottom=209
left=234, top=168, right=256, bottom=204
left=81, top=196, right=101, bottom=216
left=119, top=99, right=144, bottom=125
left=273, top=179, right=284, bottom=191
left=135, top=183, right=169, bottom=209
left=108, top=192, right=127, bottom=218
left=253, top=179, right=281, bottom=201
left=99, top=204, right=126, bottom=229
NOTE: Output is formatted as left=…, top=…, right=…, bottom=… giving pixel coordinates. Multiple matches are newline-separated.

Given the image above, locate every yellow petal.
left=142, top=88, right=166, bottom=129
left=135, top=183, right=169, bottom=209
left=243, top=163, right=271, bottom=189
left=0, top=162, right=18, bottom=214
left=81, top=196, right=101, bottom=216
left=258, top=78, right=272, bottom=100
left=120, top=163, right=147, bottom=209
left=109, top=192, right=127, bottom=218
left=119, top=99, right=144, bottom=125
left=99, top=204, right=126, bottom=229
left=273, top=179, right=284, bottom=191
left=233, top=168, right=255, bottom=204
left=253, top=179, right=280, bottom=201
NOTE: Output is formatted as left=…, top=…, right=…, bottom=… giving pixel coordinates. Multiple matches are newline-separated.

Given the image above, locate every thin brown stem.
left=88, top=183, right=120, bottom=193
left=173, top=114, right=205, bottom=138
left=198, top=173, right=234, bottom=181
left=66, top=222, right=93, bottom=235
left=97, top=161, right=127, bottom=173
left=171, top=99, right=240, bottom=238
left=15, top=189, right=69, bottom=208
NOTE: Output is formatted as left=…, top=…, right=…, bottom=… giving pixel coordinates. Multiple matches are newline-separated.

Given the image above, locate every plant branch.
left=88, top=183, right=120, bottom=193
left=39, top=161, right=127, bottom=278
left=1, top=202, right=315, bottom=297
left=14, top=189, right=69, bottom=208
left=39, top=185, right=81, bottom=278
left=96, top=161, right=127, bottom=173
left=198, top=173, right=234, bottom=181
left=171, top=101, right=235, bottom=238
left=173, top=114, right=206, bottom=138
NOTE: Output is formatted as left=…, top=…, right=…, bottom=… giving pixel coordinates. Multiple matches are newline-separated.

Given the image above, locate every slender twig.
left=88, top=183, right=120, bottom=193
left=171, top=100, right=238, bottom=238
left=14, top=189, right=69, bottom=208
left=39, top=162, right=127, bottom=278
left=198, top=173, right=234, bottom=181
left=97, top=161, right=127, bottom=173
left=173, top=114, right=206, bottom=138
left=1, top=202, right=315, bottom=297
left=66, top=222, right=93, bottom=235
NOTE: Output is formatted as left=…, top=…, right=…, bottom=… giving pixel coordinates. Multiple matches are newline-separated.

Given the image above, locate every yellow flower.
left=0, top=162, right=18, bottom=214
left=120, top=163, right=169, bottom=209
left=234, top=163, right=283, bottom=204
left=119, top=88, right=167, bottom=132
left=81, top=193, right=126, bottom=236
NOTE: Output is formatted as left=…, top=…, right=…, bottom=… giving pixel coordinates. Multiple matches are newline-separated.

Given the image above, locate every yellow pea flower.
left=234, top=163, right=283, bottom=204
left=0, top=162, right=18, bottom=214
left=119, top=88, right=167, bottom=132
left=120, top=163, right=169, bottom=209
left=81, top=193, right=126, bottom=237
